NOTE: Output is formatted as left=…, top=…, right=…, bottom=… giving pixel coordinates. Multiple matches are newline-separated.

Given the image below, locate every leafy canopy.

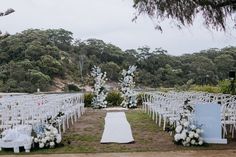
left=133, top=0, right=236, bottom=31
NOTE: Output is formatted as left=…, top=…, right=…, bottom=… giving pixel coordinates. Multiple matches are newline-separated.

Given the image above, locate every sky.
left=0, top=0, right=236, bottom=56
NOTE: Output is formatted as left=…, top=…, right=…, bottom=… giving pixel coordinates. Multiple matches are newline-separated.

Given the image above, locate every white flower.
left=181, top=132, right=187, bottom=140
left=53, top=128, right=58, bottom=134
left=194, top=133, right=199, bottom=138
left=49, top=141, right=55, bottom=148
left=175, top=125, right=182, bottom=133
left=183, top=121, right=189, bottom=127
left=189, top=132, right=194, bottom=138
left=42, top=138, right=47, bottom=143
left=39, top=143, right=44, bottom=148
left=182, top=141, right=187, bottom=146
left=198, top=140, right=203, bottom=145
left=174, top=134, right=181, bottom=141
left=45, top=136, right=50, bottom=141
left=191, top=139, right=196, bottom=145
left=56, top=134, right=62, bottom=143
left=34, top=138, right=39, bottom=143
left=186, top=137, right=191, bottom=143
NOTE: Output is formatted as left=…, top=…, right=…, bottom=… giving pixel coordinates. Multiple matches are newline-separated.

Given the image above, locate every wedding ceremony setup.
left=0, top=65, right=236, bottom=154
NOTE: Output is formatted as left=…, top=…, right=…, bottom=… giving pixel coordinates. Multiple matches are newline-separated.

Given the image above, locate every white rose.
left=198, top=140, right=203, bottom=145
left=42, top=138, right=47, bottom=143
left=194, top=133, right=199, bottom=138
left=183, top=121, right=189, bottom=127
left=189, top=132, right=194, bottom=138
left=53, top=128, right=58, bottom=135
left=186, top=137, right=191, bottom=143
left=49, top=141, right=55, bottom=148
left=191, top=139, right=196, bottom=145
left=182, top=141, right=187, bottom=146
left=39, top=143, right=44, bottom=148
left=45, top=136, right=50, bottom=141
left=175, top=125, right=182, bottom=133
left=181, top=132, right=187, bottom=139
left=174, top=134, right=181, bottom=141
left=182, top=129, right=187, bottom=134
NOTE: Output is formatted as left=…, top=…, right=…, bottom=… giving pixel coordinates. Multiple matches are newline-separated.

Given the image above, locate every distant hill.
left=0, top=29, right=235, bottom=93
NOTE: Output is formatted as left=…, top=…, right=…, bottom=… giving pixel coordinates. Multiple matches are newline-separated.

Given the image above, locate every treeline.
left=0, top=28, right=235, bottom=93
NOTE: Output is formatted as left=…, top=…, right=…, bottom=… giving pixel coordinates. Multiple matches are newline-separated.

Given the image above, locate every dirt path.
left=2, top=150, right=236, bottom=157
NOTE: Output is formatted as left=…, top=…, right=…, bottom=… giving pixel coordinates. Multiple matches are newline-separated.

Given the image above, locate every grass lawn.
left=1, top=108, right=236, bottom=154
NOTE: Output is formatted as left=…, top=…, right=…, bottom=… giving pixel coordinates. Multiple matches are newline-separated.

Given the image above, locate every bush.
left=67, top=83, right=81, bottom=92
left=136, top=92, right=145, bottom=107
left=106, top=90, right=123, bottom=107
left=190, top=85, right=220, bottom=93
left=219, top=79, right=236, bottom=94
left=84, top=92, right=94, bottom=107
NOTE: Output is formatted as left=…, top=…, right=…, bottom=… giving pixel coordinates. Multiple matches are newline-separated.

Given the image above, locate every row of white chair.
left=0, top=93, right=85, bottom=134
left=141, top=91, right=236, bottom=138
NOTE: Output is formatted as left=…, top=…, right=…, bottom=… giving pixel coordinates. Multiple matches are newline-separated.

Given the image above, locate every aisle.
left=100, top=112, right=134, bottom=143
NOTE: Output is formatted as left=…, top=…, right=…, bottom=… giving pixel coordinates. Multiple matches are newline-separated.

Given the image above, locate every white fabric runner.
left=100, top=112, right=134, bottom=143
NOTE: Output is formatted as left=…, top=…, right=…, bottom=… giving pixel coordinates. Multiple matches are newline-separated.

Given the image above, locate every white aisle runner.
left=100, top=112, right=134, bottom=143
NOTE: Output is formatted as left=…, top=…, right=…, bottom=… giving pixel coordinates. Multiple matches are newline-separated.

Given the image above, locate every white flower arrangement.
left=91, top=66, right=108, bottom=109
left=33, top=124, right=61, bottom=149
left=174, top=119, right=204, bottom=146
left=32, top=112, right=64, bottom=149
left=120, top=65, right=137, bottom=108
left=173, top=99, right=204, bottom=146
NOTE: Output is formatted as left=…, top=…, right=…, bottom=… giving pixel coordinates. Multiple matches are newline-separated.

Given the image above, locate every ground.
left=1, top=108, right=236, bottom=155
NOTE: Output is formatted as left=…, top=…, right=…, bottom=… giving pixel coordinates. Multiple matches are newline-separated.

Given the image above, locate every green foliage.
left=105, top=90, right=123, bottom=107
left=136, top=92, right=145, bottom=107
left=84, top=92, right=94, bottom=107
left=190, top=85, right=220, bottom=93
left=0, top=28, right=236, bottom=93
left=65, top=83, right=81, bottom=92
left=218, top=79, right=236, bottom=94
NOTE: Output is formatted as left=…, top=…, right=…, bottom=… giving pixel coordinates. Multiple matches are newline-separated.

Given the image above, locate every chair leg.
left=155, top=113, right=158, bottom=124
left=159, top=115, right=162, bottom=127
left=13, top=147, right=19, bottom=153
left=163, top=117, right=166, bottom=131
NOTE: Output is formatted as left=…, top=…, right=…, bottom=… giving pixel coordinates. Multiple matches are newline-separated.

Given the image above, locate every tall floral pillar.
left=91, top=66, right=107, bottom=109
left=120, top=65, right=137, bottom=108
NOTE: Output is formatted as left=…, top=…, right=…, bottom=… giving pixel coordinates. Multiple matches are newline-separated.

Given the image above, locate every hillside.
left=0, top=28, right=235, bottom=93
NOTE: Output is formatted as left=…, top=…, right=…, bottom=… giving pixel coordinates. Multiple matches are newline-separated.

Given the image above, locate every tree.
left=101, top=62, right=121, bottom=81
left=78, top=55, right=86, bottom=83
left=133, top=0, right=236, bottom=31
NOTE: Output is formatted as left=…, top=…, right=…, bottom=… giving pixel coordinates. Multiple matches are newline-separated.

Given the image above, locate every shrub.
left=219, top=79, right=236, bottom=94
left=136, top=92, right=145, bottom=107
left=106, top=90, right=123, bottom=107
left=67, top=83, right=81, bottom=92
left=84, top=92, right=94, bottom=107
